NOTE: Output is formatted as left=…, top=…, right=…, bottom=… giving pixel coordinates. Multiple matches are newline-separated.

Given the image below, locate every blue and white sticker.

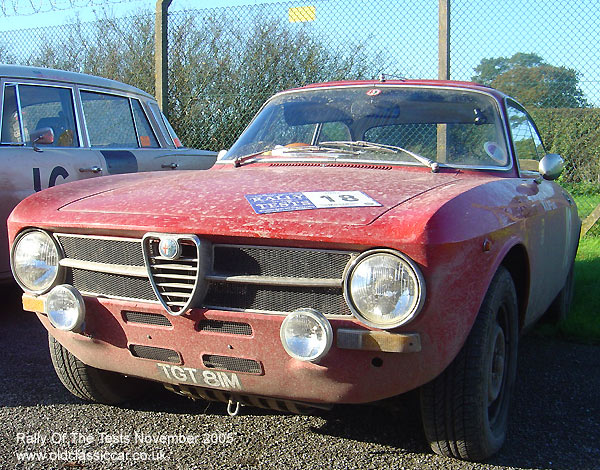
left=246, top=191, right=382, bottom=214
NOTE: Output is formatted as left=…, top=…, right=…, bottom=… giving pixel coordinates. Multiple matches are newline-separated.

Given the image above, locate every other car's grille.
left=54, top=234, right=355, bottom=317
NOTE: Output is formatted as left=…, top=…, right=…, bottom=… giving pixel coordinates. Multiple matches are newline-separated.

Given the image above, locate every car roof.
left=285, top=79, right=508, bottom=101
left=0, top=64, right=154, bottom=99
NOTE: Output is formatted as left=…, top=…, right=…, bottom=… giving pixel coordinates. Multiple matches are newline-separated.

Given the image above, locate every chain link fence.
left=451, top=0, right=600, bottom=234
left=1, top=0, right=599, bottom=232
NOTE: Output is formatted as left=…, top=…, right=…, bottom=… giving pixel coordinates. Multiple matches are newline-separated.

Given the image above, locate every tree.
left=472, top=53, right=587, bottom=108
left=28, top=14, right=155, bottom=95
left=0, top=44, right=15, bottom=63
left=24, top=10, right=381, bottom=151
left=167, top=12, right=379, bottom=150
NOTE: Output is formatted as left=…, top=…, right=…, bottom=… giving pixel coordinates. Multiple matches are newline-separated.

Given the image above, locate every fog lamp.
left=46, top=285, right=85, bottom=332
left=280, top=308, right=333, bottom=362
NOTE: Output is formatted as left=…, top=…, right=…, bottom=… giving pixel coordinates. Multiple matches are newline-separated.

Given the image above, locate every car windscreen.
left=224, top=85, right=510, bottom=169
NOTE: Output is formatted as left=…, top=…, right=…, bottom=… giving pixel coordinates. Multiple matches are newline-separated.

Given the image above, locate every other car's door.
left=80, top=90, right=214, bottom=174
left=0, top=81, right=104, bottom=278
left=146, top=101, right=216, bottom=170
left=505, top=100, right=574, bottom=323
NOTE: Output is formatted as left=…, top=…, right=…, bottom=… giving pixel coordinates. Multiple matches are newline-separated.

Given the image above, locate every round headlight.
left=11, top=230, right=61, bottom=293
left=345, top=250, right=425, bottom=329
left=280, top=309, right=333, bottom=362
left=47, top=285, right=86, bottom=332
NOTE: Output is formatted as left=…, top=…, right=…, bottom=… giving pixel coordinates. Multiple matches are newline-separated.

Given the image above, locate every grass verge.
left=537, top=236, right=600, bottom=344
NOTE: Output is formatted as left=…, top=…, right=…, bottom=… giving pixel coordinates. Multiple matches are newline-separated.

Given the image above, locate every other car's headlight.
left=344, top=250, right=425, bottom=329
left=11, top=230, right=61, bottom=293
left=280, top=308, right=333, bottom=362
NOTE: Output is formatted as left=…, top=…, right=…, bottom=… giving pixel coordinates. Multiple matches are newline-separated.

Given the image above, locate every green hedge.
left=530, top=108, right=600, bottom=192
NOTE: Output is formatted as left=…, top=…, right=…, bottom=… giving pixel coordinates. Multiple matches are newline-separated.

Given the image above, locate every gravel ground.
left=1, top=283, right=599, bottom=470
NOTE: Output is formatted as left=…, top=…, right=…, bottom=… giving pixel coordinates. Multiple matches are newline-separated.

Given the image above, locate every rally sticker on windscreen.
left=245, top=191, right=382, bottom=214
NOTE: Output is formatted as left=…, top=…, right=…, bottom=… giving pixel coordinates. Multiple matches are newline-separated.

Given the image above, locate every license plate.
left=156, top=363, right=242, bottom=390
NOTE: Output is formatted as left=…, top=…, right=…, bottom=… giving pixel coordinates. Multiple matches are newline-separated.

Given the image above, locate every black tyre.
left=545, top=260, right=575, bottom=323
left=49, top=334, right=144, bottom=405
left=420, top=266, right=519, bottom=461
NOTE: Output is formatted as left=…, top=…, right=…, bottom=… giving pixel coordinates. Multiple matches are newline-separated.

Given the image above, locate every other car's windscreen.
left=224, top=86, right=510, bottom=168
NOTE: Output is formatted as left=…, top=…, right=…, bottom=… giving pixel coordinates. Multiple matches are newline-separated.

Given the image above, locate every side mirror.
left=539, top=153, right=564, bottom=181
left=217, top=149, right=228, bottom=160
left=30, top=127, right=54, bottom=152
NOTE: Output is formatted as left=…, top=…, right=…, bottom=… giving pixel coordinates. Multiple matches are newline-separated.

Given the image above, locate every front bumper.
left=25, top=292, right=430, bottom=405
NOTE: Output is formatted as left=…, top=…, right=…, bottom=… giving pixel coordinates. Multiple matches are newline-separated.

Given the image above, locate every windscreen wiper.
left=319, top=140, right=441, bottom=173
left=233, top=145, right=359, bottom=167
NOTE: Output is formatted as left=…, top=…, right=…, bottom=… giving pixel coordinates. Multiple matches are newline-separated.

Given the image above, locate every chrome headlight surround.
left=343, top=249, right=426, bottom=329
left=10, top=229, right=63, bottom=294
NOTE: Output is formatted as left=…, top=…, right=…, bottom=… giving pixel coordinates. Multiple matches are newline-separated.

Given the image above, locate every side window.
left=1, top=84, right=21, bottom=143
left=162, top=113, right=183, bottom=148
left=507, top=104, right=540, bottom=171
left=530, top=125, right=545, bottom=159
left=131, top=99, right=159, bottom=148
left=81, top=91, right=137, bottom=148
left=18, top=84, right=79, bottom=147
left=148, top=101, right=183, bottom=148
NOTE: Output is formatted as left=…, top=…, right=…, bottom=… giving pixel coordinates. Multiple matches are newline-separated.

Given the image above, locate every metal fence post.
left=155, top=0, right=172, bottom=118
left=437, top=0, right=450, bottom=162
left=438, top=0, right=450, bottom=80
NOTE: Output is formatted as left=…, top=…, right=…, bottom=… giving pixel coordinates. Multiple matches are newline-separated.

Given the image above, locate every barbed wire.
left=0, top=0, right=147, bottom=17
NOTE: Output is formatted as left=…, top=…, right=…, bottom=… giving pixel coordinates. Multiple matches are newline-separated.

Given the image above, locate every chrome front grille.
left=70, top=268, right=156, bottom=301
left=142, top=234, right=207, bottom=315
left=205, top=244, right=354, bottom=315
left=54, top=233, right=355, bottom=317
left=203, top=283, right=352, bottom=315
left=213, top=245, right=351, bottom=279
left=57, top=234, right=145, bottom=266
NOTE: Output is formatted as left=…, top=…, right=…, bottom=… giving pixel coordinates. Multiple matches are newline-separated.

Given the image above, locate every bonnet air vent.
left=142, top=233, right=209, bottom=316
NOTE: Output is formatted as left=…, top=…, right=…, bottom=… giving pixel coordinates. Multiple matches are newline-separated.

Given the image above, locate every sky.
left=1, top=0, right=598, bottom=105
left=0, top=0, right=272, bottom=30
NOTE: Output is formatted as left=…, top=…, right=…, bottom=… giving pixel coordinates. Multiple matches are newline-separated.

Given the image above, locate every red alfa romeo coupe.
left=8, top=80, right=580, bottom=461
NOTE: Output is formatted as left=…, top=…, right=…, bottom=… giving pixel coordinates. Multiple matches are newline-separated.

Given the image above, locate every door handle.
left=161, top=162, right=179, bottom=169
left=79, top=166, right=103, bottom=173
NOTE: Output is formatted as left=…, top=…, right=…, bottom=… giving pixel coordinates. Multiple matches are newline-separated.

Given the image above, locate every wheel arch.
left=499, top=243, right=530, bottom=331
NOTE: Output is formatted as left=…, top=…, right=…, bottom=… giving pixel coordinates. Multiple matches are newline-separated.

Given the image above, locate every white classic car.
left=0, top=64, right=216, bottom=281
